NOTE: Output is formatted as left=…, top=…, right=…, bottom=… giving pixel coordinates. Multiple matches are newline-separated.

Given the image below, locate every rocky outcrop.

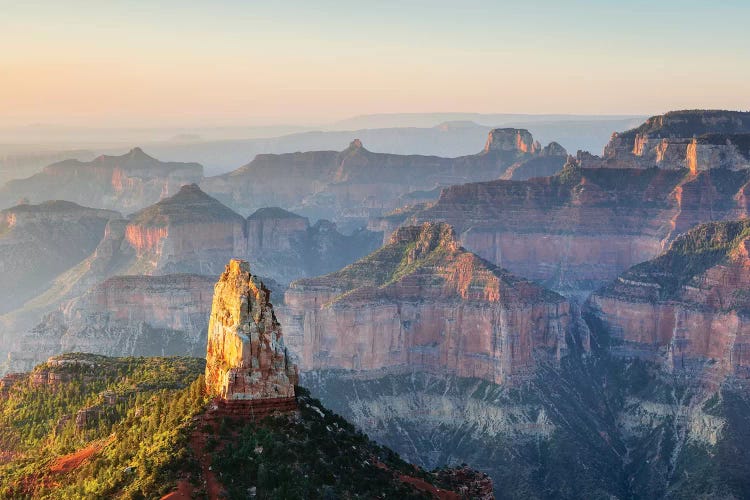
left=408, top=162, right=750, bottom=295
left=576, top=110, right=750, bottom=172
left=0, top=147, right=203, bottom=212
left=587, top=219, right=750, bottom=383
left=205, top=259, right=298, bottom=400
left=282, top=223, right=573, bottom=385
left=0, top=201, right=120, bottom=314
left=202, top=131, right=565, bottom=229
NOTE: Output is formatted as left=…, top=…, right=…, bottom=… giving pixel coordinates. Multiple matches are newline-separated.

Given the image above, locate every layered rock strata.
left=408, top=162, right=750, bottom=295
left=576, top=110, right=750, bottom=171
left=587, top=219, right=750, bottom=382
left=283, top=223, right=572, bottom=384
left=205, top=259, right=298, bottom=400
left=12, top=274, right=216, bottom=372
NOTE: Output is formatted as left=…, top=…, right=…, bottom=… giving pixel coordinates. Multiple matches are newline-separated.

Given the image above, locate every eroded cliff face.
left=205, top=259, right=298, bottom=399
left=122, top=184, right=381, bottom=283
left=579, top=110, right=750, bottom=171
left=202, top=131, right=566, bottom=228
left=409, top=164, right=750, bottom=295
left=0, top=148, right=203, bottom=212
left=282, top=222, right=573, bottom=385
left=12, top=274, right=215, bottom=372
left=587, top=219, right=750, bottom=384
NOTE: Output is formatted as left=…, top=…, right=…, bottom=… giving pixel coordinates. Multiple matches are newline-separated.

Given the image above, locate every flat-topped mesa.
left=205, top=259, right=298, bottom=400
left=585, top=110, right=750, bottom=171
left=484, top=128, right=540, bottom=154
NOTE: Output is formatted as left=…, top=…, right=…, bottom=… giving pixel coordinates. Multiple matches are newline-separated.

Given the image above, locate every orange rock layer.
left=205, top=260, right=298, bottom=400
left=282, top=223, right=573, bottom=385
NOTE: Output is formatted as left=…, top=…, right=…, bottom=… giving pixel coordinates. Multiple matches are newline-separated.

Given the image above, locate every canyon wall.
left=409, top=162, right=750, bottom=295
left=0, top=201, right=120, bottom=315
left=282, top=223, right=574, bottom=385
left=587, top=219, right=750, bottom=384
left=12, top=274, right=215, bottom=372
left=580, top=110, right=750, bottom=171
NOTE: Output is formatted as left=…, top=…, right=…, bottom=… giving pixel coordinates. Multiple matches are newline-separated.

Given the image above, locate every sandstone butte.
left=282, top=222, right=574, bottom=385
left=587, top=219, right=750, bottom=385
left=204, top=259, right=298, bottom=402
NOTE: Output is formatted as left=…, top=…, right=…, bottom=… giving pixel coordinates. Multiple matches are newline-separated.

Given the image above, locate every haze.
left=2, top=0, right=748, bottom=129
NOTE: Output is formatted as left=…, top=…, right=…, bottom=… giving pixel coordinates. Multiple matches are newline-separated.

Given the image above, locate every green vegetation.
left=212, top=387, right=450, bottom=499
left=622, top=219, right=750, bottom=299
left=0, top=354, right=207, bottom=499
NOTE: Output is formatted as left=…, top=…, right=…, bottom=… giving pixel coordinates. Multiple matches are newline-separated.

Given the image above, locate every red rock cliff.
left=205, top=259, right=298, bottom=400
left=587, top=219, right=750, bottom=383
left=410, top=163, right=750, bottom=293
left=282, top=223, right=572, bottom=385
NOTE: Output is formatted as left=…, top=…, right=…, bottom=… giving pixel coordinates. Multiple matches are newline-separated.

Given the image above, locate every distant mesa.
left=205, top=259, right=298, bottom=401
left=484, top=128, right=540, bottom=154
left=572, top=109, right=750, bottom=171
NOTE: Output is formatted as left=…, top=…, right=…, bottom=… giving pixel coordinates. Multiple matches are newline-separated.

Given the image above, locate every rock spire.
left=205, top=259, right=298, bottom=400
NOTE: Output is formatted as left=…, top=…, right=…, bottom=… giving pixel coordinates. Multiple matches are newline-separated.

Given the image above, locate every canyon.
left=1, top=185, right=379, bottom=373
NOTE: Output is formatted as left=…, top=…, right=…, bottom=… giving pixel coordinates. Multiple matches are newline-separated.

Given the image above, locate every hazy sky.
left=1, top=0, right=748, bottom=127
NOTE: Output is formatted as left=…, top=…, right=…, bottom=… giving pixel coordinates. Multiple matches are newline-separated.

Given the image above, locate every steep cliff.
left=125, top=183, right=247, bottom=276
left=581, top=110, right=750, bottom=171
left=409, top=161, right=750, bottom=295
left=205, top=259, right=298, bottom=400
left=283, top=223, right=572, bottom=384
left=202, top=131, right=566, bottom=228
left=587, top=219, right=750, bottom=383
left=0, top=147, right=203, bottom=212
left=11, top=274, right=215, bottom=372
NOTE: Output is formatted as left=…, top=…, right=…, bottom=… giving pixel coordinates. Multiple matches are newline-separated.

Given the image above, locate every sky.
left=1, top=0, right=749, bottom=128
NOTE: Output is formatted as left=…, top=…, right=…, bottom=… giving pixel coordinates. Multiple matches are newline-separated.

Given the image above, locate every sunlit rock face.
left=201, top=131, right=565, bottom=229
left=578, top=110, right=750, bottom=171
left=282, top=223, right=573, bottom=385
left=587, top=219, right=750, bottom=384
left=205, top=259, right=298, bottom=400
left=0, top=147, right=203, bottom=212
